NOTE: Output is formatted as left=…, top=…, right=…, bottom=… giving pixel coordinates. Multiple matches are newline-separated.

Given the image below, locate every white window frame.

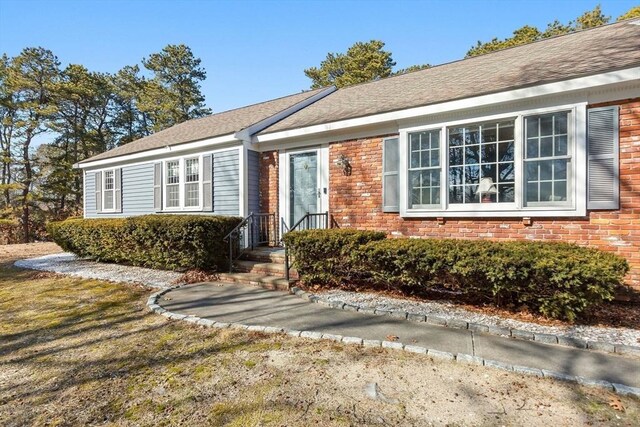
left=398, top=103, right=587, bottom=218
left=407, top=128, right=443, bottom=209
left=102, top=168, right=117, bottom=213
left=522, top=111, right=573, bottom=208
left=162, top=154, right=203, bottom=211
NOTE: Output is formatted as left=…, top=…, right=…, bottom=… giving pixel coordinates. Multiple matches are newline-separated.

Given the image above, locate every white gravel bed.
left=14, top=253, right=182, bottom=289
left=314, top=289, right=640, bottom=347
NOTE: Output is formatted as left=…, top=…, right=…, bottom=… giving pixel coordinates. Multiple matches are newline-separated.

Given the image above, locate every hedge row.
left=283, top=229, right=386, bottom=286
left=47, top=215, right=242, bottom=271
left=283, top=229, right=629, bottom=321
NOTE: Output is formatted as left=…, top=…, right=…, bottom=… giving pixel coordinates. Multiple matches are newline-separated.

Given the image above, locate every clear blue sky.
left=0, top=0, right=637, bottom=113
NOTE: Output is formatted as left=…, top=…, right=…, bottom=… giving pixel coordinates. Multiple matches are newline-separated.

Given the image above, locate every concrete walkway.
left=159, top=282, right=640, bottom=389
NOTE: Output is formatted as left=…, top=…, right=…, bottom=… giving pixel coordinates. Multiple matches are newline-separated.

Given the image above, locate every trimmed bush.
left=47, top=215, right=242, bottom=271
left=282, top=228, right=386, bottom=286
left=285, top=229, right=629, bottom=321
left=357, top=238, right=629, bottom=320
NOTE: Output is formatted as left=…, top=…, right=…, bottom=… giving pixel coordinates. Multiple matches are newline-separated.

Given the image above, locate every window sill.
left=159, top=209, right=203, bottom=213
left=401, top=206, right=586, bottom=218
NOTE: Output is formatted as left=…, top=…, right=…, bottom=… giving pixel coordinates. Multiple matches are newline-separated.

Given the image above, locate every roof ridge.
left=333, top=19, right=634, bottom=93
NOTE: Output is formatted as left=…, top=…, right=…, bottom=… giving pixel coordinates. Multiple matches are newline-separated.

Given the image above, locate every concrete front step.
left=234, top=259, right=292, bottom=276
left=217, top=272, right=292, bottom=291
left=240, top=248, right=286, bottom=263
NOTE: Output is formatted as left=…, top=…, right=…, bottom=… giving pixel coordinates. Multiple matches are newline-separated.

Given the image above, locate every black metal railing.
left=223, top=212, right=278, bottom=272
left=283, top=211, right=329, bottom=281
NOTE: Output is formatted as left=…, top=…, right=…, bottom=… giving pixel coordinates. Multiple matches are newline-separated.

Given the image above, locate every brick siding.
left=259, top=99, right=640, bottom=294
left=259, top=150, right=279, bottom=219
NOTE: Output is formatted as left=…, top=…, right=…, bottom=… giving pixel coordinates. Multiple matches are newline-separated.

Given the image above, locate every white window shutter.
left=587, top=107, right=619, bottom=210
left=95, top=171, right=102, bottom=212
left=382, top=137, right=400, bottom=212
left=202, top=154, right=213, bottom=211
left=114, top=168, right=122, bottom=212
left=153, top=163, right=162, bottom=211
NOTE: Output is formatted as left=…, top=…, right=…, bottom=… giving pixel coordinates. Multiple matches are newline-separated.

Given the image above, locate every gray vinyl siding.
left=84, top=171, right=96, bottom=216
left=213, top=149, right=240, bottom=216
left=247, top=150, right=260, bottom=214
left=83, top=148, right=242, bottom=218
left=84, top=163, right=155, bottom=218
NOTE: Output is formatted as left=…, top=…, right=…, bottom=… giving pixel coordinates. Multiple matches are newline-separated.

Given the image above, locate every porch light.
left=335, top=154, right=352, bottom=176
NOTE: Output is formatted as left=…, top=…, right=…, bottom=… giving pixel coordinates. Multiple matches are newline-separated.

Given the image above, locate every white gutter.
left=254, top=67, right=640, bottom=143
left=75, top=133, right=240, bottom=169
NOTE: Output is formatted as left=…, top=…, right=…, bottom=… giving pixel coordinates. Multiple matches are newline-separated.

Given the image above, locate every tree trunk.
left=21, top=128, right=32, bottom=243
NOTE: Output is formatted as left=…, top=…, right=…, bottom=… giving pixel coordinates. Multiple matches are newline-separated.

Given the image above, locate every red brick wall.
left=257, top=100, right=640, bottom=292
left=259, top=150, right=279, bottom=219
left=328, top=99, right=640, bottom=293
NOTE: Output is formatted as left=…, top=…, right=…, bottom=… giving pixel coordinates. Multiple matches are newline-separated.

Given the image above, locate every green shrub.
left=356, top=238, right=628, bottom=321
left=285, top=229, right=629, bottom=321
left=282, top=228, right=386, bottom=285
left=47, top=215, right=242, bottom=271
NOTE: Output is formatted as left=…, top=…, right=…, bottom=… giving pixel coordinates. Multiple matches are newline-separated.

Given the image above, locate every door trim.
left=279, top=145, right=329, bottom=232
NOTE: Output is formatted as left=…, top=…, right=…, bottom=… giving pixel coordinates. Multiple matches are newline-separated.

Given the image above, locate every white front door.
left=281, top=146, right=329, bottom=229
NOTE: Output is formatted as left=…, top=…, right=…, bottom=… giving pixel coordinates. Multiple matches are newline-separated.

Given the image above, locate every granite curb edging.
left=149, top=286, right=640, bottom=398
left=287, top=287, right=640, bottom=358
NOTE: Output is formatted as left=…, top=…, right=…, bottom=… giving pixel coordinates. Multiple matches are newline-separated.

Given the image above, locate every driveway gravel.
left=14, top=252, right=181, bottom=288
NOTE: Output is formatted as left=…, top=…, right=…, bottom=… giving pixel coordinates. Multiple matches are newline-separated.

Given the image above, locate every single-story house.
left=76, top=20, right=640, bottom=292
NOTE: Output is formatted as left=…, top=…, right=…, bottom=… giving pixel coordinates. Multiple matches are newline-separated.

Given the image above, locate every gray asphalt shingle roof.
left=260, top=19, right=640, bottom=134
left=80, top=87, right=327, bottom=163
left=82, top=19, right=640, bottom=164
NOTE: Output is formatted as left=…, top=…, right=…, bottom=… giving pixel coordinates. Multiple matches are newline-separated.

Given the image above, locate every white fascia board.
left=234, top=86, right=337, bottom=142
left=75, top=133, right=239, bottom=169
left=254, top=67, right=640, bottom=143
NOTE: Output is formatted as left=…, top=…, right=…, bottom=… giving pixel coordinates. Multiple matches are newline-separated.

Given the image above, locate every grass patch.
left=1, top=243, right=638, bottom=426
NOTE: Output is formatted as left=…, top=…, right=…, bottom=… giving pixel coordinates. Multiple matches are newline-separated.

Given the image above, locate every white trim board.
left=81, top=144, right=242, bottom=172
left=255, top=68, right=640, bottom=143
left=76, top=133, right=240, bottom=169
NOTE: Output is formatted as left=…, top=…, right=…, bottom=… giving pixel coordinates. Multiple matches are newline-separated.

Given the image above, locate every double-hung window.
left=166, top=160, right=180, bottom=209
left=408, top=130, right=441, bottom=208
left=163, top=156, right=202, bottom=210
left=524, top=112, right=571, bottom=205
left=399, top=107, right=582, bottom=217
left=184, top=158, right=200, bottom=208
left=102, top=169, right=116, bottom=211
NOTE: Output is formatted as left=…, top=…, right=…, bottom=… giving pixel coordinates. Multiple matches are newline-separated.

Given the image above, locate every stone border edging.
left=148, top=286, right=640, bottom=398
left=287, top=286, right=640, bottom=358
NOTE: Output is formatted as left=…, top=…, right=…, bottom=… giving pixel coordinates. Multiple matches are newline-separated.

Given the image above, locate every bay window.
left=399, top=106, right=583, bottom=217
left=163, top=156, right=202, bottom=210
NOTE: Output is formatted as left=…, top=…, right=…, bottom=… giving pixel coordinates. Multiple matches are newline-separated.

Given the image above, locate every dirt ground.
left=1, top=243, right=638, bottom=426
left=0, top=241, right=62, bottom=263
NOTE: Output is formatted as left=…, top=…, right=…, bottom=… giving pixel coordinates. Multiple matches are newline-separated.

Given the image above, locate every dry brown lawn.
left=0, top=243, right=638, bottom=426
